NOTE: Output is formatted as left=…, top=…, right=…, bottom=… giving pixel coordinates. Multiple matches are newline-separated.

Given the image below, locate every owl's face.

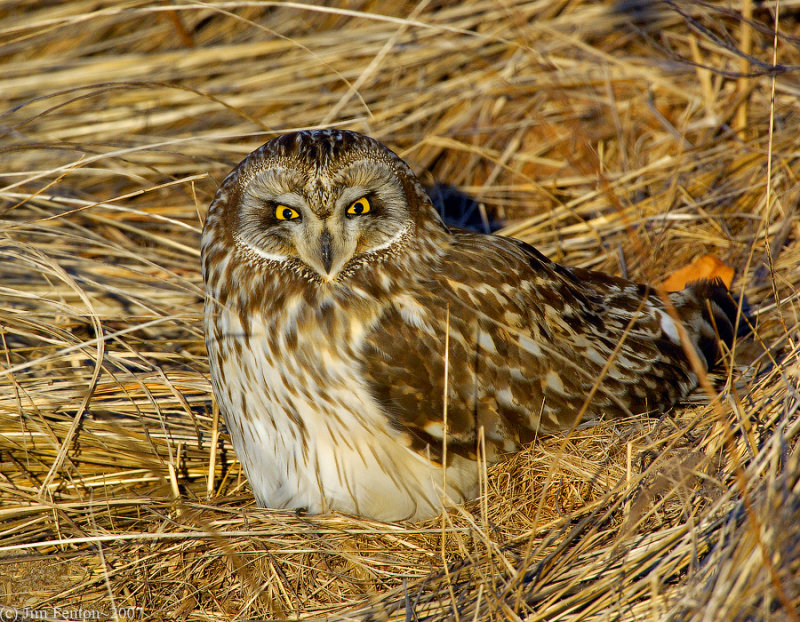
left=221, top=130, right=434, bottom=284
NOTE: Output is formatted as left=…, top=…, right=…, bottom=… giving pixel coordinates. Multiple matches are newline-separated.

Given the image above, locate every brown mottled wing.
left=361, top=230, right=734, bottom=464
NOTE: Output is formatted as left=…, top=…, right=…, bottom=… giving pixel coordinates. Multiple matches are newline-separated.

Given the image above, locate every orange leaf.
left=662, top=255, right=734, bottom=292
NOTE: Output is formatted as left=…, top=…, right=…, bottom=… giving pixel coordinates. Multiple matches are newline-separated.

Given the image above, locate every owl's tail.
left=669, top=278, right=748, bottom=372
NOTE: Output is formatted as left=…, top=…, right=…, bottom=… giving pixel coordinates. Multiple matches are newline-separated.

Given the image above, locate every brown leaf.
left=662, top=255, right=734, bottom=292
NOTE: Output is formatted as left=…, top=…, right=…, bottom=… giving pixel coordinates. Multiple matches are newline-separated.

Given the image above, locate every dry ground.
left=0, top=1, right=799, bottom=620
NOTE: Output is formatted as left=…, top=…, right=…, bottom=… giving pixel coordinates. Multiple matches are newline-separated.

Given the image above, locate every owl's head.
left=204, top=130, right=444, bottom=285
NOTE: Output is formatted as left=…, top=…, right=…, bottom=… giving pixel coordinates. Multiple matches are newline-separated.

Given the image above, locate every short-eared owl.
left=202, top=129, right=737, bottom=522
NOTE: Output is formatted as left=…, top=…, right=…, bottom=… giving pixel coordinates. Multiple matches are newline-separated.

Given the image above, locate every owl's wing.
left=361, top=230, right=733, bottom=464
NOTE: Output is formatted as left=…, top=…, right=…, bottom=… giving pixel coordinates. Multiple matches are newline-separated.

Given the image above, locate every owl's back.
left=361, top=230, right=739, bottom=465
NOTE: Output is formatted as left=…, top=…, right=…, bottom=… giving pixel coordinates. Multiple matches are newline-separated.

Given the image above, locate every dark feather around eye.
left=352, top=193, right=385, bottom=217
left=262, top=201, right=301, bottom=223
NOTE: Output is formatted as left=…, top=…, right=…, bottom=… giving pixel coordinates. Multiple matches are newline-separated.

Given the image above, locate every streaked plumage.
left=201, top=129, right=737, bottom=521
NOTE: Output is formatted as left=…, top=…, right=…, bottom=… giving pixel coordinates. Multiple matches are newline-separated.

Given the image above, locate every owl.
left=201, top=129, right=738, bottom=522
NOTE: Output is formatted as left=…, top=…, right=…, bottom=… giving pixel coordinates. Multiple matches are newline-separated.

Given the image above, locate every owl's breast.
left=204, top=292, right=471, bottom=520
left=206, top=292, right=380, bottom=420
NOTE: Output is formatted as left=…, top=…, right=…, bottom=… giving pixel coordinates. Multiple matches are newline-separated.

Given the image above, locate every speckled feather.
left=362, top=231, right=736, bottom=465
left=202, top=129, right=737, bottom=521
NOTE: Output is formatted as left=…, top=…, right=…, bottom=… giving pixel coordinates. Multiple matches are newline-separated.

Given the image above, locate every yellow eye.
left=275, top=205, right=300, bottom=221
left=347, top=197, right=371, bottom=216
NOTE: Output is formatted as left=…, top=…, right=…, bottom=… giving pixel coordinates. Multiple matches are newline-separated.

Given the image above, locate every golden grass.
left=1, top=1, right=798, bottom=619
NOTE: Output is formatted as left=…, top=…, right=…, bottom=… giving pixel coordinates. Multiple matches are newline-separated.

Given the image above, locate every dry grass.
left=1, top=1, right=798, bottom=620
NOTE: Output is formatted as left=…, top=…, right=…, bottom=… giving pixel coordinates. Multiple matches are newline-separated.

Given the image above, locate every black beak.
left=320, top=229, right=333, bottom=274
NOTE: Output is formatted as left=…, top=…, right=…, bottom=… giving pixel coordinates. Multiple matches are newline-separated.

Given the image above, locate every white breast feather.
left=206, top=302, right=478, bottom=521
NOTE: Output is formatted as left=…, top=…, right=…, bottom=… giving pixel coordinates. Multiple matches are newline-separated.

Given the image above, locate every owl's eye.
left=346, top=197, right=371, bottom=216
left=275, top=205, right=300, bottom=221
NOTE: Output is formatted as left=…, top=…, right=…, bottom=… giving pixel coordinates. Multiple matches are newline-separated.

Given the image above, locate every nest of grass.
left=1, top=1, right=798, bottom=620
